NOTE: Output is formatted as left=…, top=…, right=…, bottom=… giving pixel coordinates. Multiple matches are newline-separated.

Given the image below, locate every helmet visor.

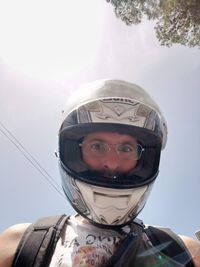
left=59, top=124, right=161, bottom=189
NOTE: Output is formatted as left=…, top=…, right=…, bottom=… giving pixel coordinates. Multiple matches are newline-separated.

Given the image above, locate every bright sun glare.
left=0, top=0, right=105, bottom=78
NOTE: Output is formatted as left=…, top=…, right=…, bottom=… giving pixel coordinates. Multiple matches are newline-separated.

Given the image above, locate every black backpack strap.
left=146, top=226, right=195, bottom=267
left=105, top=219, right=145, bottom=267
left=12, top=214, right=68, bottom=267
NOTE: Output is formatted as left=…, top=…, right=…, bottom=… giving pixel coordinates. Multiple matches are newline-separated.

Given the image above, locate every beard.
left=96, top=169, right=123, bottom=179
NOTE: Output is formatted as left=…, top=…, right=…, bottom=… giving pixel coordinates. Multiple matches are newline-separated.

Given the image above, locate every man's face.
left=80, top=131, right=139, bottom=178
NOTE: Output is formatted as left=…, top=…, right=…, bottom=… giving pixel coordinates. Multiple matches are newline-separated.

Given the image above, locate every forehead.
left=84, top=131, right=137, bottom=144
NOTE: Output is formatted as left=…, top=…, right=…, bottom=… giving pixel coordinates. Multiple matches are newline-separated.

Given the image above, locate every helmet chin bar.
left=76, top=180, right=150, bottom=226
left=60, top=165, right=155, bottom=227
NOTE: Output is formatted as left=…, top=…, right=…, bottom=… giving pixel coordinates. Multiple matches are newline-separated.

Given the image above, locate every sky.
left=0, top=0, right=200, bottom=240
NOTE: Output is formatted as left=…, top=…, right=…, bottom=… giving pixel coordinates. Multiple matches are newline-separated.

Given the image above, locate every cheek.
left=83, top=152, right=137, bottom=173
left=82, top=154, right=103, bottom=170
left=118, top=160, right=138, bottom=173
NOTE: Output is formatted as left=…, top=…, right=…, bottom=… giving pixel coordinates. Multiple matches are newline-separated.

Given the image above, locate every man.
left=0, top=79, right=199, bottom=267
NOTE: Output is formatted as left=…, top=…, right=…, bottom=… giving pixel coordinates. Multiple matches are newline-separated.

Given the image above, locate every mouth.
left=98, top=170, right=122, bottom=179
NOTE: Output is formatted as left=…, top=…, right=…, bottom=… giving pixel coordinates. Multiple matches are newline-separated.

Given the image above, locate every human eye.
left=118, top=143, right=135, bottom=153
left=90, top=141, right=105, bottom=152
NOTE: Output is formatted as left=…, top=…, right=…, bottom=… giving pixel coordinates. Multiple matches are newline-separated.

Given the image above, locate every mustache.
left=96, top=169, right=122, bottom=179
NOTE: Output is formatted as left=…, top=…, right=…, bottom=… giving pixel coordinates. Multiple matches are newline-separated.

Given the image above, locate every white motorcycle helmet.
left=58, top=79, right=167, bottom=227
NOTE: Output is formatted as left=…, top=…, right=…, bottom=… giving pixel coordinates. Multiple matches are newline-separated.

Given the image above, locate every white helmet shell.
left=59, top=79, right=167, bottom=226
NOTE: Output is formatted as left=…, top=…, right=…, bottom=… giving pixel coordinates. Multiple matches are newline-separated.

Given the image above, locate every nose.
left=102, top=149, right=120, bottom=171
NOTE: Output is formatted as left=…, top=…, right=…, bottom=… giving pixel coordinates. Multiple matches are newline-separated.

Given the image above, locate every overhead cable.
left=0, top=121, right=65, bottom=199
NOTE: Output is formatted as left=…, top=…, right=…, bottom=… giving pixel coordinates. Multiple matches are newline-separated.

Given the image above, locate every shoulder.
left=179, top=235, right=200, bottom=267
left=0, top=223, right=31, bottom=267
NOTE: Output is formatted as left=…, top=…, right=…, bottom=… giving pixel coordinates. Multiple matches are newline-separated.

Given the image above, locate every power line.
left=0, top=121, right=65, bottom=199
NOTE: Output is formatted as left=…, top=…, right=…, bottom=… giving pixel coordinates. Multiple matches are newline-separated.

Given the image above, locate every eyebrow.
left=85, top=138, right=105, bottom=143
left=85, top=139, right=137, bottom=146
